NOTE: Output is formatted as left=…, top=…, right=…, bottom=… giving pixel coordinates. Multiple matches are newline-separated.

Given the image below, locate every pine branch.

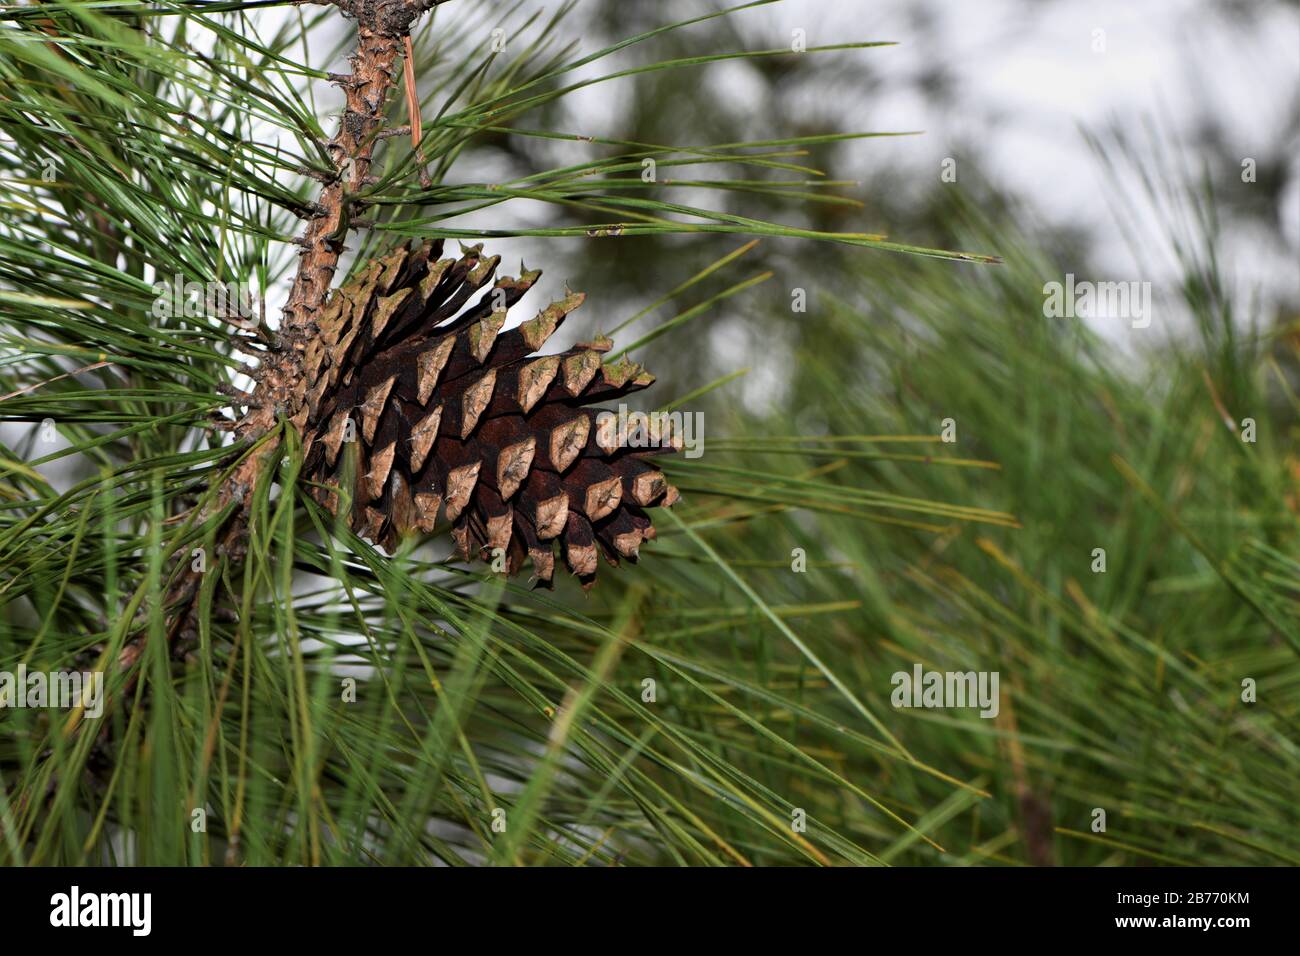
left=120, top=0, right=448, bottom=672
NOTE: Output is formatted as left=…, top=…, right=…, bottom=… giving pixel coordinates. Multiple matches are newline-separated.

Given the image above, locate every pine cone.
left=298, top=239, right=680, bottom=588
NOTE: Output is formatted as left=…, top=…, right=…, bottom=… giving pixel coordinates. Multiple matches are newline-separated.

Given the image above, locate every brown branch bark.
left=120, top=0, right=445, bottom=671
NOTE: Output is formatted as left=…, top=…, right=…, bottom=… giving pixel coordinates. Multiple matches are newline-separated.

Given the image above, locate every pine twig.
left=119, top=0, right=447, bottom=674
